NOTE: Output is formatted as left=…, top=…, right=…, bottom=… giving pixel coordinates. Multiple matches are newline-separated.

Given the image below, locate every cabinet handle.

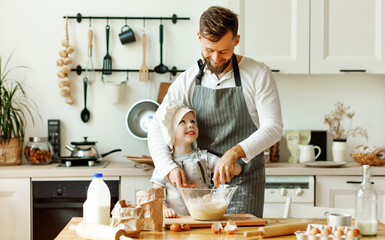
left=346, top=181, right=374, bottom=184
left=340, top=69, right=366, bottom=73
left=271, top=69, right=280, bottom=73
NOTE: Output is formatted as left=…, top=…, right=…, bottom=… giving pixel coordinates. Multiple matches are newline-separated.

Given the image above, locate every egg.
left=338, top=226, right=346, bottom=232
left=170, top=223, right=182, bottom=232
left=326, top=226, right=333, bottom=232
left=181, top=224, right=190, bottom=231
left=333, top=229, right=344, bottom=237
left=321, top=228, right=331, bottom=236
left=346, top=229, right=359, bottom=237
left=309, top=227, right=320, bottom=235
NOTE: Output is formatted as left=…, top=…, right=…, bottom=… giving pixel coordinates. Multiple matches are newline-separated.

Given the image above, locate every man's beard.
left=202, top=54, right=232, bottom=75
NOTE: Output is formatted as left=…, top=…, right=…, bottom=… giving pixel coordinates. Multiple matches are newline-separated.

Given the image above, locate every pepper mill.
left=269, top=142, right=280, bottom=162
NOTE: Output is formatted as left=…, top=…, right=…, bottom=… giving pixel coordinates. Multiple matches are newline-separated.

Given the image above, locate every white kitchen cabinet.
left=316, top=176, right=385, bottom=223
left=228, top=0, right=385, bottom=74
left=0, top=178, right=30, bottom=240
left=120, top=176, right=153, bottom=203
left=311, top=0, right=385, bottom=73
left=228, top=0, right=309, bottom=73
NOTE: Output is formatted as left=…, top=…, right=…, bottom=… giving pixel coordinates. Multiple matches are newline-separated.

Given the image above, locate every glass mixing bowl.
left=179, top=185, right=238, bottom=220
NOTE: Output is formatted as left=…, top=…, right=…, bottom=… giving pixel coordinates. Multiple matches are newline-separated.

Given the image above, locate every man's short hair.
left=199, top=6, right=238, bottom=42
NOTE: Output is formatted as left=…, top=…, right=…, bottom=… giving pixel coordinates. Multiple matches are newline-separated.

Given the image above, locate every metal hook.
left=125, top=17, right=127, bottom=26
left=88, top=17, right=91, bottom=27
left=106, top=17, right=109, bottom=25
left=143, top=19, right=146, bottom=28
left=124, top=70, right=129, bottom=84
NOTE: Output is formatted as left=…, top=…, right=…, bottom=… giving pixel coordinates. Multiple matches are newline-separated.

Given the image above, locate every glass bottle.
left=355, top=165, right=377, bottom=235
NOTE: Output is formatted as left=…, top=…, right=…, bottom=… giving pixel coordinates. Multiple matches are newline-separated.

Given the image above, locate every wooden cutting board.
left=164, top=213, right=267, bottom=229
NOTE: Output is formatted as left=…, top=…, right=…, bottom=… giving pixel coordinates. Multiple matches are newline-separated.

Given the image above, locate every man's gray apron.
left=192, top=54, right=265, bottom=217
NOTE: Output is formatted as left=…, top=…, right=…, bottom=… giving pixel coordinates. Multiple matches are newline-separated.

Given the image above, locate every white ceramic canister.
left=332, top=140, right=347, bottom=162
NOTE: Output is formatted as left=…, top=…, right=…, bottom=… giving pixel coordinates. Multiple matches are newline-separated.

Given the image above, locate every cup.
left=105, top=81, right=125, bottom=104
left=299, top=144, right=321, bottom=163
left=119, top=25, right=136, bottom=44
left=327, top=213, right=352, bottom=227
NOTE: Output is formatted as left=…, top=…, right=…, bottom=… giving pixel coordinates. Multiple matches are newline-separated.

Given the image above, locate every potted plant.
left=324, top=102, right=368, bottom=162
left=0, top=53, right=38, bottom=165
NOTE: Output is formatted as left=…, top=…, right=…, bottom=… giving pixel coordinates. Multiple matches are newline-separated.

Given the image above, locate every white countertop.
left=1, top=160, right=385, bottom=178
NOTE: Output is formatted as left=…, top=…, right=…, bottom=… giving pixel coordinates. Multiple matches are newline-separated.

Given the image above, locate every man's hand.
left=167, top=167, right=188, bottom=187
left=213, top=145, right=245, bottom=187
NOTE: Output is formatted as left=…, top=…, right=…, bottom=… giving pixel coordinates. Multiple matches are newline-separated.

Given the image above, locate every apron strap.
left=232, top=54, right=242, bottom=87
left=195, top=59, right=206, bottom=85
left=195, top=54, right=242, bottom=86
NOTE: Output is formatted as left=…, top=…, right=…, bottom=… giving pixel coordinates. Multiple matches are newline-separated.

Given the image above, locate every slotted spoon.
left=139, top=32, right=149, bottom=82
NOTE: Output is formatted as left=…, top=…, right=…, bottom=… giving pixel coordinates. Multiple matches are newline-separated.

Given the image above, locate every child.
left=150, top=100, right=240, bottom=218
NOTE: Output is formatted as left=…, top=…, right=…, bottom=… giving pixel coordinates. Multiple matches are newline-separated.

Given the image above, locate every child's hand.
left=163, top=206, right=178, bottom=218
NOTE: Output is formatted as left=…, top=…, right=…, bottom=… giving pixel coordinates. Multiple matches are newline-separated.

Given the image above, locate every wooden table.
left=55, top=217, right=385, bottom=239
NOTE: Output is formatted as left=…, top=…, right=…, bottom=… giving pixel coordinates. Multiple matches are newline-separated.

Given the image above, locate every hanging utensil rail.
left=72, top=65, right=184, bottom=76
left=64, top=13, right=189, bottom=24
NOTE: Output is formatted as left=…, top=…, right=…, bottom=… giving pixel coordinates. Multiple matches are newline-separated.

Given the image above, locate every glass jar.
left=355, top=165, right=378, bottom=235
left=24, top=137, right=53, bottom=165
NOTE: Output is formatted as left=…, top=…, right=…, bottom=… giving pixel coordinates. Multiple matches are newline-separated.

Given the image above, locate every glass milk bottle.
left=355, top=165, right=377, bottom=236
left=83, top=173, right=111, bottom=225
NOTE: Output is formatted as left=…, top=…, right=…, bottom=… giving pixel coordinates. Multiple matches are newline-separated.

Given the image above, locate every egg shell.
left=211, top=222, right=223, bottom=234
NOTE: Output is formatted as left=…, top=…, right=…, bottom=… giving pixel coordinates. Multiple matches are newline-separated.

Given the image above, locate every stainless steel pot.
left=65, top=137, right=121, bottom=159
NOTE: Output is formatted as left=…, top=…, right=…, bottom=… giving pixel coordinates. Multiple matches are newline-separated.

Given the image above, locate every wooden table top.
left=55, top=217, right=385, bottom=240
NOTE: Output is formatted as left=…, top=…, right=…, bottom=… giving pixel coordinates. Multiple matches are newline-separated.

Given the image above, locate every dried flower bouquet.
left=324, top=102, right=368, bottom=140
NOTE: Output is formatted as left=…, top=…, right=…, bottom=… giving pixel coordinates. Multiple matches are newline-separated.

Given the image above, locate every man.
left=148, top=6, right=283, bottom=217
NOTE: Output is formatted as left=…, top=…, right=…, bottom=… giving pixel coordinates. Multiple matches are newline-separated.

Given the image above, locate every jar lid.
left=29, top=137, right=48, bottom=142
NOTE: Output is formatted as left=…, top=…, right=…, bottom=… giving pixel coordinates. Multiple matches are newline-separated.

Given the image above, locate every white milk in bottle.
left=83, top=173, right=111, bottom=225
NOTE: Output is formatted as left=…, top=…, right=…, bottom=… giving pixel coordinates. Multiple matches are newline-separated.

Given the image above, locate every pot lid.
left=70, top=137, right=96, bottom=146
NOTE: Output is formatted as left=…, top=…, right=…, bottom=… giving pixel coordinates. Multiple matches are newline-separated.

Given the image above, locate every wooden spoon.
left=139, top=33, right=149, bottom=82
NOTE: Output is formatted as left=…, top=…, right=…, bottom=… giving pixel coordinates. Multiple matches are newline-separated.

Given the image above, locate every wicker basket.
left=350, top=148, right=385, bottom=166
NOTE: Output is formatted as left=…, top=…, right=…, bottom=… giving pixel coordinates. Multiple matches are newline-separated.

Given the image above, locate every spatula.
left=139, top=32, right=149, bottom=82
left=102, top=24, right=112, bottom=75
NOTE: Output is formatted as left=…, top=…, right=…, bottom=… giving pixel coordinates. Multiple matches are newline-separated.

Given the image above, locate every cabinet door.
left=229, top=0, right=309, bottom=73
left=311, top=0, right=385, bottom=73
left=316, top=176, right=385, bottom=223
left=0, top=178, right=30, bottom=240
left=120, top=176, right=153, bottom=203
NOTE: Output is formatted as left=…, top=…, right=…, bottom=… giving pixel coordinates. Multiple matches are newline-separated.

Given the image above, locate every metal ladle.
left=154, top=23, right=169, bottom=74
left=80, top=77, right=90, bottom=122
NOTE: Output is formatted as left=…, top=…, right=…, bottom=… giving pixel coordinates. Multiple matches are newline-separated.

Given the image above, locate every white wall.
left=0, top=0, right=384, bottom=163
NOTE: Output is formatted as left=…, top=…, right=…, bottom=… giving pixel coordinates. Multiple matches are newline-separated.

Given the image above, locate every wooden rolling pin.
left=75, top=222, right=134, bottom=240
left=244, top=222, right=310, bottom=238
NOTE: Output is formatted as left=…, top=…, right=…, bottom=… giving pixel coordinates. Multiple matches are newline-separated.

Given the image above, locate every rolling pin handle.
left=120, top=236, right=134, bottom=240
left=244, top=230, right=263, bottom=237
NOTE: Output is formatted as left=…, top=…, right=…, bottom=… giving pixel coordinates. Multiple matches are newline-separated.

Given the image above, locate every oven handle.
left=33, top=202, right=84, bottom=208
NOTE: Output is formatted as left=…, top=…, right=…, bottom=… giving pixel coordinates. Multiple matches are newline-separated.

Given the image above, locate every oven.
left=32, top=177, right=119, bottom=240
left=263, top=176, right=314, bottom=218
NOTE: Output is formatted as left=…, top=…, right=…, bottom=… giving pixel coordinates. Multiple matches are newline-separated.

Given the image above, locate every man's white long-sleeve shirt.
left=148, top=56, right=283, bottom=180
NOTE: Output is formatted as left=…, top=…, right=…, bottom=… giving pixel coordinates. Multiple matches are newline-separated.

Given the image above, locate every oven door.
left=32, top=179, right=119, bottom=240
